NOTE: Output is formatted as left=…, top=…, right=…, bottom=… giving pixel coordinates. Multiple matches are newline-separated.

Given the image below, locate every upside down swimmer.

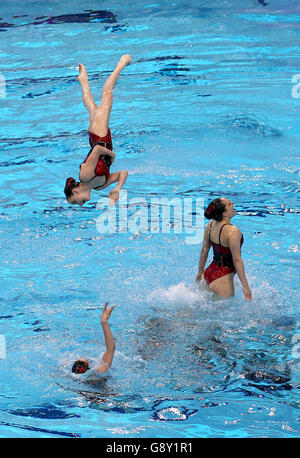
left=64, top=55, right=131, bottom=206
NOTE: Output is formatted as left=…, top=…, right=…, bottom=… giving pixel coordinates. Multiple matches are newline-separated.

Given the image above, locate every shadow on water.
left=0, top=10, right=118, bottom=31
left=211, top=112, right=283, bottom=138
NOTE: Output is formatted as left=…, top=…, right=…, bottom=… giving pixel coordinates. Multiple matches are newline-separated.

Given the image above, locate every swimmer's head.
left=64, top=178, right=90, bottom=207
left=72, top=358, right=91, bottom=374
left=204, top=197, right=235, bottom=221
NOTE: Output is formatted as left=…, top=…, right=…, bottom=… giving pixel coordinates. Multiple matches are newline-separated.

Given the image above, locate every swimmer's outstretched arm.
left=101, top=169, right=128, bottom=203
left=196, top=223, right=211, bottom=281
left=96, top=303, right=116, bottom=373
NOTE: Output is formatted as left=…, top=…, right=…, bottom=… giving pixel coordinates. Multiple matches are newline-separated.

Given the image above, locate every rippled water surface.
left=0, top=0, right=299, bottom=438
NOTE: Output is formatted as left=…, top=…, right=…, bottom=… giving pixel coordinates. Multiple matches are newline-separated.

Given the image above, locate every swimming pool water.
left=0, top=0, right=299, bottom=438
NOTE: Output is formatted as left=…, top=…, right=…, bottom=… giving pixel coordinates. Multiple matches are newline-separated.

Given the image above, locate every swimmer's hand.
left=109, top=188, right=120, bottom=203
left=195, top=271, right=203, bottom=282
left=117, top=54, right=132, bottom=70
left=101, top=302, right=115, bottom=324
left=243, top=285, right=252, bottom=301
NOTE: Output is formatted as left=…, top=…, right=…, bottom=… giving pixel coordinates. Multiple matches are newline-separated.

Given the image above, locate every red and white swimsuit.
left=80, top=129, right=113, bottom=190
left=204, top=222, right=244, bottom=285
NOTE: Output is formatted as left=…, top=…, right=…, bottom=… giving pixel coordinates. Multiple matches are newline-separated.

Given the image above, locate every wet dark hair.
left=72, top=360, right=90, bottom=374
left=64, top=177, right=80, bottom=199
left=204, top=198, right=226, bottom=221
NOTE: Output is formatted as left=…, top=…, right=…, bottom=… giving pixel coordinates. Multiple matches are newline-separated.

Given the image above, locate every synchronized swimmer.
left=196, top=197, right=252, bottom=301
left=64, top=55, right=131, bottom=206
left=72, top=303, right=115, bottom=375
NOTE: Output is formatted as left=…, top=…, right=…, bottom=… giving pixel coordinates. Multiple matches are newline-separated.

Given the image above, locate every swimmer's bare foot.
left=116, top=54, right=132, bottom=71
left=77, top=63, right=89, bottom=85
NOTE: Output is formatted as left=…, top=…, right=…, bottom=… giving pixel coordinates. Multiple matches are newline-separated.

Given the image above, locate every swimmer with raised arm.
left=196, top=197, right=252, bottom=300
left=64, top=55, right=131, bottom=206
left=72, top=303, right=115, bottom=375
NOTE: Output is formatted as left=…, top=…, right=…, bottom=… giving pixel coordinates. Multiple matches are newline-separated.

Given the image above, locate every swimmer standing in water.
left=196, top=197, right=252, bottom=301
left=72, top=303, right=115, bottom=375
left=64, top=55, right=131, bottom=206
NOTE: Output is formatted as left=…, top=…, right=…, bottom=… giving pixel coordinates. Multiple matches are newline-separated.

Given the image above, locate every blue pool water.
left=0, top=0, right=299, bottom=438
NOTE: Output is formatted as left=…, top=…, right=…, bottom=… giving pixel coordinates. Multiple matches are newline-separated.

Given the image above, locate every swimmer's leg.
left=209, top=273, right=235, bottom=299
left=199, top=277, right=223, bottom=301
left=78, top=64, right=97, bottom=118
left=89, top=55, right=131, bottom=137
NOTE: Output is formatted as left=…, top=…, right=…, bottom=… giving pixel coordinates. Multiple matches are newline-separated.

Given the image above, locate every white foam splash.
left=146, top=282, right=201, bottom=305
